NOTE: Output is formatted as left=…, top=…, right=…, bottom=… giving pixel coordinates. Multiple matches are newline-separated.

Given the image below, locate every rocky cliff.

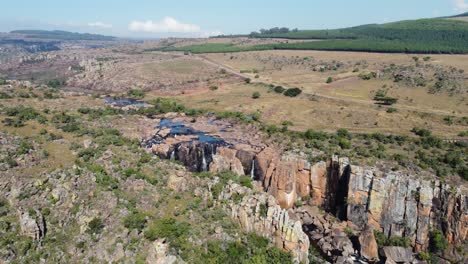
left=145, top=116, right=468, bottom=262
left=219, top=182, right=310, bottom=264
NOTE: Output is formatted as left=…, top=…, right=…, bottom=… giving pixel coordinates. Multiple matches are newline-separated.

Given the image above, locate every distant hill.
left=250, top=17, right=468, bottom=41
left=10, top=30, right=116, bottom=41
left=446, top=12, right=468, bottom=22
left=183, top=14, right=468, bottom=54
left=449, top=12, right=468, bottom=18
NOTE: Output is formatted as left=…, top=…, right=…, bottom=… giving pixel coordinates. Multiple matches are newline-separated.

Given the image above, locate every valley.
left=0, top=10, right=467, bottom=264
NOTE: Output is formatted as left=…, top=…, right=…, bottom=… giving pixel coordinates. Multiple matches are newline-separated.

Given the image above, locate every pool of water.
left=145, top=119, right=230, bottom=148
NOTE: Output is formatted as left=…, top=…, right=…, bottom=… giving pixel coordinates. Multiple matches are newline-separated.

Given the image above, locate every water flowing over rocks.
left=143, top=115, right=468, bottom=262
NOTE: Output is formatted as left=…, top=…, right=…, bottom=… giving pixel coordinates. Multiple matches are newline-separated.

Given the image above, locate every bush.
left=283, top=88, right=302, bottom=97
left=144, top=217, right=190, bottom=249
left=326, top=77, right=333, bottom=83
left=374, top=231, right=411, bottom=248
left=123, top=211, right=147, bottom=231
left=239, top=176, right=253, bottom=189
left=209, top=85, right=218, bottom=91
left=359, top=72, right=376, bottom=80
left=386, top=107, right=397, bottom=113
left=273, top=86, right=285, bottom=93
left=411, top=127, right=432, bottom=137
left=429, top=230, right=448, bottom=253
left=87, top=217, right=104, bottom=235
left=244, top=78, right=251, bottom=84
left=337, top=128, right=351, bottom=139
left=127, top=89, right=145, bottom=99
left=339, top=138, right=351, bottom=149
left=252, top=91, right=261, bottom=99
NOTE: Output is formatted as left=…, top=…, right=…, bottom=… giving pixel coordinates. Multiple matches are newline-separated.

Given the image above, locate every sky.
left=1, top=0, right=467, bottom=38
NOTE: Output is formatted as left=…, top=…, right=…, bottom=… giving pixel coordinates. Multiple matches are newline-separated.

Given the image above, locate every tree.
left=326, top=77, right=333, bottom=83
left=245, top=78, right=251, bottom=84
left=274, top=86, right=285, bottom=93
left=252, top=92, right=261, bottom=99
left=283, top=88, right=302, bottom=97
left=374, top=89, right=397, bottom=105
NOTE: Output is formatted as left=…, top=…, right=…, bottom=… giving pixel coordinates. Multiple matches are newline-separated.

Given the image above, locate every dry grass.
left=161, top=50, right=468, bottom=137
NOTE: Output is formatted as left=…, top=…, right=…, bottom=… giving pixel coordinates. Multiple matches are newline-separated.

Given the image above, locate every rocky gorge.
left=143, top=114, right=468, bottom=263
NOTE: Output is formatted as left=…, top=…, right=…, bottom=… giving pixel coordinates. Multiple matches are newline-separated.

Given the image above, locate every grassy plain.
left=145, top=50, right=468, bottom=137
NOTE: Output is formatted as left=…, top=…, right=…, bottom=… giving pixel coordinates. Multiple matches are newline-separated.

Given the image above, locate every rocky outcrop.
left=145, top=116, right=468, bottom=261
left=296, top=206, right=355, bottom=263
left=358, top=225, right=379, bottom=262
left=380, top=246, right=414, bottom=263
left=146, top=239, right=182, bottom=264
left=19, top=209, right=46, bottom=240
left=219, top=182, right=310, bottom=264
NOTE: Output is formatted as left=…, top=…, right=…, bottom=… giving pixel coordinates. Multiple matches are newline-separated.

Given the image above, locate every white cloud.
left=128, top=17, right=200, bottom=33
left=88, top=21, right=113, bottom=29
left=453, top=0, right=468, bottom=11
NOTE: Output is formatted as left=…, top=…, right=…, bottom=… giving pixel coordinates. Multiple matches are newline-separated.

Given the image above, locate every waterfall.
left=250, top=159, right=255, bottom=179
left=170, top=150, right=175, bottom=160
left=201, top=149, right=208, bottom=171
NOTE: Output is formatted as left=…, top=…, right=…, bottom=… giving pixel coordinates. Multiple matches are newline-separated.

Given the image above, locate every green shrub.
left=144, top=217, right=190, bottom=249
left=259, top=203, right=268, bottom=218
left=411, top=127, right=432, bottom=137
left=359, top=72, right=376, bottom=80
left=87, top=217, right=104, bottom=235
left=304, top=129, right=328, bottom=140
left=244, top=78, right=251, bottom=84
left=252, top=91, right=261, bottom=99
left=239, top=176, right=253, bottom=189
left=127, top=89, right=145, bottom=99
left=123, top=211, right=147, bottom=231
left=337, top=128, right=351, bottom=139
left=283, top=88, right=302, bottom=97
left=209, top=85, right=218, bottom=91
left=374, top=230, right=411, bottom=248
left=326, top=77, right=333, bottom=83
left=273, top=86, right=285, bottom=93
left=386, top=107, right=397, bottom=113
left=339, top=138, right=352, bottom=149
left=0, top=92, right=12, bottom=99
left=429, top=230, right=448, bottom=253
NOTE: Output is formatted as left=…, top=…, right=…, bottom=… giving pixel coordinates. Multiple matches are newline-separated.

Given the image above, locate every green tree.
left=252, top=92, right=261, bottom=99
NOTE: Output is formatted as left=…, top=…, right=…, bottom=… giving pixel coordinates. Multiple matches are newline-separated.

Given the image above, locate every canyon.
left=144, top=114, right=468, bottom=263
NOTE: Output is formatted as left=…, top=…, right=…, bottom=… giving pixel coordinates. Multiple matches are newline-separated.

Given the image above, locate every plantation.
left=169, top=17, right=468, bottom=54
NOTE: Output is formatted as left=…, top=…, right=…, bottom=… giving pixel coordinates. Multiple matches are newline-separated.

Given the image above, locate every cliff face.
left=146, top=117, right=467, bottom=261
left=219, top=182, right=310, bottom=264
left=254, top=150, right=468, bottom=253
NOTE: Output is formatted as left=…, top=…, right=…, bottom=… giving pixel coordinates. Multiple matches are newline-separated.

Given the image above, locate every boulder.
left=358, top=225, right=379, bottom=262
left=381, top=247, right=414, bottom=263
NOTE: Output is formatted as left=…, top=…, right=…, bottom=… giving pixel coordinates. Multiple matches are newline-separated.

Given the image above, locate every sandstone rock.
left=358, top=225, right=379, bottom=262
left=167, top=172, right=188, bottom=192
left=221, top=182, right=310, bottom=264
left=146, top=239, right=182, bottom=264
left=209, top=147, right=244, bottom=176
left=19, top=209, right=45, bottom=240
left=83, top=139, right=92, bottom=149
left=381, top=247, right=414, bottom=263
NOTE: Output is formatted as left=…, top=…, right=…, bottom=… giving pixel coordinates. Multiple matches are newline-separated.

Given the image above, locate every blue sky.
left=2, top=0, right=467, bottom=38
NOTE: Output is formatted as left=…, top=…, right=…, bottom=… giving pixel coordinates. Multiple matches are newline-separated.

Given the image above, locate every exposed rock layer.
left=146, top=117, right=468, bottom=261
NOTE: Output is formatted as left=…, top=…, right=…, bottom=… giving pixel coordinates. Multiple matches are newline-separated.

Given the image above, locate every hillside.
left=173, top=15, right=468, bottom=54
left=10, top=30, right=116, bottom=41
